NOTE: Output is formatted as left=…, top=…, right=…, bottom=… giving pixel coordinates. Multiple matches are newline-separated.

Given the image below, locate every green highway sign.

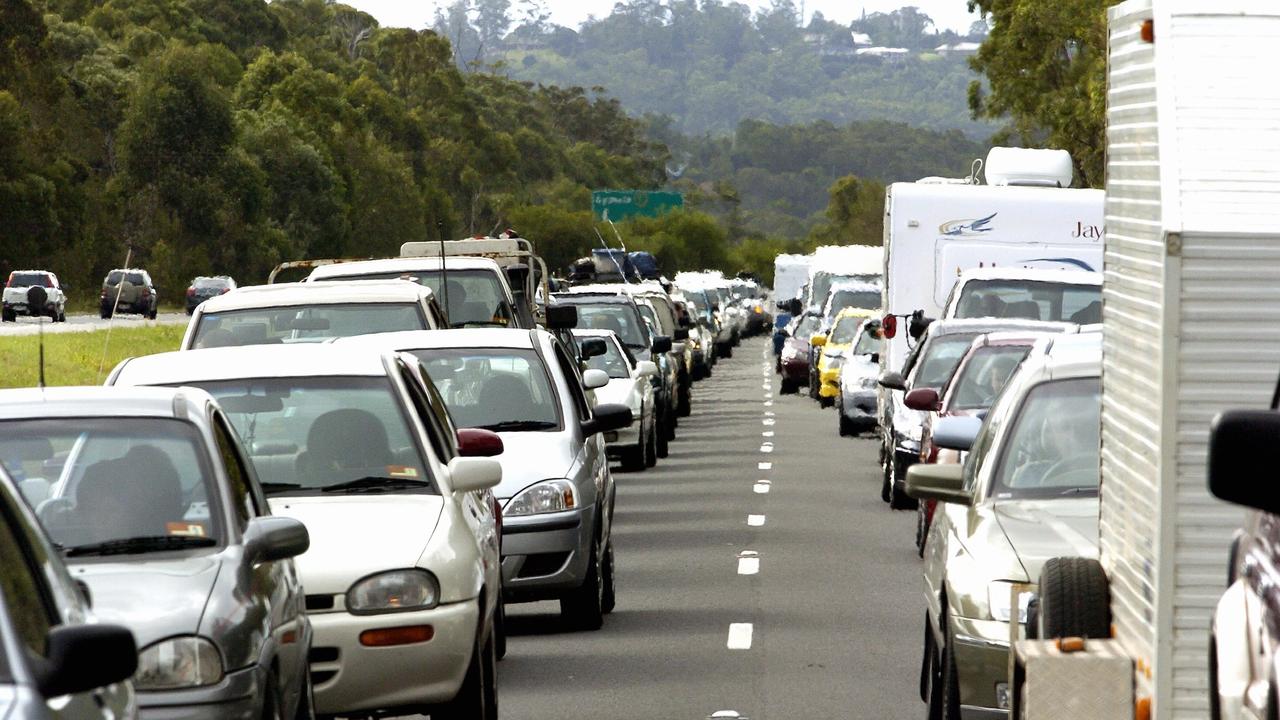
left=592, top=190, right=684, bottom=221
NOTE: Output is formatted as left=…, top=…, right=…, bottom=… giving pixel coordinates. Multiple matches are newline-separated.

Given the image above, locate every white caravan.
left=801, top=244, right=883, bottom=313
left=773, top=253, right=812, bottom=306
left=1013, top=2, right=1280, bottom=718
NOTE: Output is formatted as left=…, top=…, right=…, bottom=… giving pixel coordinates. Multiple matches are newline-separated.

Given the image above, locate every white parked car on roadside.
left=336, top=329, right=634, bottom=631
left=573, top=328, right=659, bottom=472
left=108, top=344, right=504, bottom=719
left=182, top=281, right=447, bottom=349
left=2, top=270, right=67, bottom=322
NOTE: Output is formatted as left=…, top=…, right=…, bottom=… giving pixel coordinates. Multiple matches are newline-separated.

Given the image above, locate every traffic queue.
left=0, top=237, right=770, bottom=720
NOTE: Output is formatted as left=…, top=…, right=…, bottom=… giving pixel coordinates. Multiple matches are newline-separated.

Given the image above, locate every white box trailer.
left=772, top=253, right=812, bottom=304
left=1031, top=1, right=1280, bottom=716
left=880, top=175, right=1105, bottom=375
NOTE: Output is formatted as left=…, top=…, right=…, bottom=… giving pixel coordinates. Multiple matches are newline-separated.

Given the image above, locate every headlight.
left=347, top=569, right=440, bottom=614
left=825, top=356, right=845, bottom=372
left=135, top=637, right=224, bottom=690
left=505, top=479, right=576, bottom=517
left=861, top=375, right=879, bottom=390
left=988, top=581, right=1035, bottom=623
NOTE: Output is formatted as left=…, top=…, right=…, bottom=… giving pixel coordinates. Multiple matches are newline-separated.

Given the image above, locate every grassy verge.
left=0, top=325, right=185, bottom=389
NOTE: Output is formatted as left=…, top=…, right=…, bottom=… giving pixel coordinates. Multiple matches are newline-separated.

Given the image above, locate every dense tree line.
left=0, top=0, right=666, bottom=298
left=433, top=0, right=995, bottom=138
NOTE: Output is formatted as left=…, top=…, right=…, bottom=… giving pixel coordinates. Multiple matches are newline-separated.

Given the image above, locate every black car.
left=185, top=275, right=236, bottom=314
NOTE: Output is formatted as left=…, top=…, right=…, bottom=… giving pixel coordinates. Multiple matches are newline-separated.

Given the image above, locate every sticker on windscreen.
left=387, top=465, right=420, bottom=479
left=166, top=522, right=208, bottom=537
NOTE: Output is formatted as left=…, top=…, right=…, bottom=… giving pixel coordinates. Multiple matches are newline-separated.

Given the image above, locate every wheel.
left=1, top=308, right=13, bottom=323
left=889, top=465, right=918, bottom=510
left=881, top=450, right=893, bottom=503
left=678, top=383, right=691, bottom=417
left=148, top=308, right=158, bottom=320
left=1208, top=635, right=1222, bottom=720
left=655, top=417, right=669, bottom=459
left=56, top=311, right=65, bottom=323
left=819, top=395, right=834, bottom=409
left=915, top=504, right=929, bottom=557
left=779, top=377, right=796, bottom=394
left=494, top=600, right=507, bottom=661
left=936, top=633, right=961, bottom=720
left=919, top=616, right=934, bottom=704
left=1037, top=557, right=1111, bottom=639
left=839, top=411, right=855, bottom=437
left=434, top=624, right=497, bottom=720
left=620, top=431, right=646, bottom=472
left=644, top=419, right=658, bottom=468
left=560, top=538, right=604, bottom=631
left=293, top=665, right=316, bottom=720
left=721, top=343, right=733, bottom=359
left=261, top=670, right=284, bottom=720
left=601, top=540, right=616, bottom=614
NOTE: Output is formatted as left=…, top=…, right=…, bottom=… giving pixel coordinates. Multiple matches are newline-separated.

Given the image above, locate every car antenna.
left=437, top=230, right=451, bottom=323
left=96, top=244, right=132, bottom=383
left=27, top=285, right=48, bottom=389
left=593, top=227, right=628, bottom=286
left=605, top=218, right=636, bottom=284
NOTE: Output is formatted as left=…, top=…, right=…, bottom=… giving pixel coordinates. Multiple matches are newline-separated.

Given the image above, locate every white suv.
left=2, top=270, right=66, bottom=322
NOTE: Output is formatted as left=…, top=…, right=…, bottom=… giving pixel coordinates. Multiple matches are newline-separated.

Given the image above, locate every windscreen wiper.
left=259, top=482, right=303, bottom=495
left=321, top=476, right=432, bottom=493
left=1057, top=487, right=1099, bottom=496
left=477, top=420, right=558, bottom=432
left=66, top=535, right=217, bottom=557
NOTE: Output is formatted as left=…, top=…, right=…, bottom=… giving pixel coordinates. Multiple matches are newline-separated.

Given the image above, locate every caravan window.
left=953, top=280, right=1100, bottom=324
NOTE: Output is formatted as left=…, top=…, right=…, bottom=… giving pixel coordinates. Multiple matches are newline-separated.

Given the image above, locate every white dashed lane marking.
left=737, top=551, right=760, bottom=575
left=748, top=514, right=766, bottom=526
left=758, top=462, right=772, bottom=470
left=753, top=480, right=771, bottom=494
left=727, top=623, right=754, bottom=650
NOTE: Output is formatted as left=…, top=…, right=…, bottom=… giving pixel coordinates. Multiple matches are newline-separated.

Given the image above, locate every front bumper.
left=780, top=357, right=808, bottom=383
left=604, top=417, right=642, bottom=454
left=137, top=664, right=263, bottom=720
left=819, top=368, right=842, bottom=398
left=500, top=506, right=593, bottom=601
left=951, top=614, right=1014, bottom=719
left=308, top=600, right=479, bottom=715
left=841, top=389, right=878, bottom=419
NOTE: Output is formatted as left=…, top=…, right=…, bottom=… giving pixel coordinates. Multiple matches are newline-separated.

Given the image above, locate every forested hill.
left=0, top=0, right=666, bottom=293
left=437, top=1, right=997, bottom=138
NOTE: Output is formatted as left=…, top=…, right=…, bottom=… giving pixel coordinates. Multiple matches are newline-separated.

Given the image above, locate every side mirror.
left=447, top=456, right=502, bottom=493
left=787, top=298, right=802, bottom=315
left=679, top=315, right=692, bottom=328
left=545, top=305, right=578, bottom=330
left=909, top=311, right=933, bottom=340
left=904, top=387, right=941, bottom=412
left=932, top=415, right=983, bottom=452
left=635, top=360, right=659, bottom=378
left=38, top=624, right=138, bottom=698
left=882, top=314, right=898, bottom=339
left=244, top=516, right=310, bottom=564
left=583, top=368, right=610, bottom=390
left=1209, top=410, right=1280, bottom=513
left=580, top=338, right=607, bottom=359
left=457, top=428, right=504, bottom=457
left=905, top=463, right=971, bottom=505
left=673, top=328, right=689, bottom=341
left=878, top=370, right=906, bottom=391
left=651, top=336, right=673, bottom=354
left=810, top=334, right=828, bottom=348
left=869, top=352, right=880, bottom=364
left=582, top=403, right=633, bottom=436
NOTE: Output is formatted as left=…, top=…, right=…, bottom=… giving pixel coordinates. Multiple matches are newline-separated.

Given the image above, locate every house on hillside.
left=854, top=46, right=910, bottom=64
left=850, top=31, right=873, bottom=47
left=935, top=41, right=981, bottom=58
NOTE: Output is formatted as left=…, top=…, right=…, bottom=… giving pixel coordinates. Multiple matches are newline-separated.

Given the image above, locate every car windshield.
left=0, top=418, right=223, bottom=553
left=829, top=316, right=862, bottom=344
left=192, top=303, right=427, bottom=348
left=954, top=280, right=1101, bottom=324
left=322, top=269, right=513, bottom=327
left=566, top=302, right=649, bottom=349
left=794, top=314, right=822, bottom=339
left=192, top=376, right=435, bottom=496
left=992, top=377, right=1101, bottom=499
left=577, top=337, right=633, bottom=379
left=8, top=273, right=50, bottom=288
left=413, top=349, right=562, bottom=431
left=193, top=277, right=231, bottom=289
left=825, top=289, right=880, bottom=318
left=912, top=333, right=980, bottom=389
left=852, top=324, right=882, bottom=356
left=949, top=345, right=1032, bottom=411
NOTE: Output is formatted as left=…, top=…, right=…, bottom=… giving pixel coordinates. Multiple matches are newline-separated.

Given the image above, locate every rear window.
left=830, top=316, right=862, bottom=344
left=192, top=303, right=428, bottom=348
left=105, top=271, right=145, bottom=285
left=322, top=269, right=513, bottom=327
left=912, top=333, right=979, bottom=389
left=193, top=277, right=231, bottom=289
left=954, top=280, right=1100, bottom=324
left=949, top=345, right=1032, bottom=411
left=8, top=273, right=50, bottom=288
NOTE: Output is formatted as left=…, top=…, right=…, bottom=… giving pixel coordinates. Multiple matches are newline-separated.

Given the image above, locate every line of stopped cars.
left=773, top=255, right=1113, bottom=719
left=0, top=236, right=769, bottom=720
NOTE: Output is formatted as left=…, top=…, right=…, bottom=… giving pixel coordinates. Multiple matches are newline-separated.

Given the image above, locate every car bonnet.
left=993, top=496, right=1100, bottom=583
left=489, top=431, right=576, bottom=501
left=266, top=494, right=443, bottom=594
left=69, top=556, right=221, bottom=649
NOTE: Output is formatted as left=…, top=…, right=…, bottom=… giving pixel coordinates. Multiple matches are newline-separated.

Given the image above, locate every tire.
left=881, top=451, right=893, bottom=503
left=434, top=625, right=497, bottom=720
left=494, top=601, right=507, bottom=661
left=1036, top=557, right=1111, bottom=640
left=919, top=617, right=934, bottom=704
left=644, top=420, right=658, bottom=468
left=937, top=634, right=961, bottom=720
left=601, top=540, right=616, bottom=614
left=656, top=417, right=669, bottom=459
left=915, top=504, right=929, bottom=558
left=294, top=665, right=316, bottom=720
left=56, top=311, right=65, bottom=323
left=560, top=538, right=604, bottom=631
left=1, top=309, right=12, bottom=323
left=99, top=306, right=111, bottom=319
left=620, top=417, right=646, bottom=472
left=148, top=308, right=158, bottom=320
left=839, top=412, right=855, bottom=437
left=819, top=395, right=834, bottom=409
left=678, top=383, right=691, bottom=417
left=780, top=377, right=797, bottom=394
left=889, top=469, right=918, bottom=510
left=261, top=670, right=284, bottom=720
left=721, top=343, right=733, bottom=359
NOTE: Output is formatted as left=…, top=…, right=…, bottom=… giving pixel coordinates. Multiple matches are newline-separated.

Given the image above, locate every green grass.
left=0, top=325, right=186, bottom=389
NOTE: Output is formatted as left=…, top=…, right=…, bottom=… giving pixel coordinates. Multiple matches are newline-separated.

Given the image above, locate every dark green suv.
left=100, top=268, right=157, bottom=319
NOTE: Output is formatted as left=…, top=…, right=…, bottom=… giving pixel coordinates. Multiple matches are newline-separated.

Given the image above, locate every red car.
left=906, top=330, right=1063, bottom=555
left=778, top=312, right=822, bottom=394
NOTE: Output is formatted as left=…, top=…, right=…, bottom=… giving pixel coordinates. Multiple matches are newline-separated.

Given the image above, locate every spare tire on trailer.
left=1037, top=557, right=1111, bottom=640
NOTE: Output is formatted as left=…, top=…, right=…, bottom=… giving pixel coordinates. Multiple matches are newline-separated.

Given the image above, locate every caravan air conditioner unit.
left=984, top=147, right=1074, bottom=188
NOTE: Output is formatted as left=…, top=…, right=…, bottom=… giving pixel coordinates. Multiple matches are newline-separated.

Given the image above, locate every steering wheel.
left=1039, top=457, right=1096, bottom=487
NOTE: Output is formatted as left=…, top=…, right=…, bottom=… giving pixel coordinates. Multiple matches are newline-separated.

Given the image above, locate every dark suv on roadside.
left=100, top=268, right=158, bottom=319
left=185, top=275, right=236, bottom=314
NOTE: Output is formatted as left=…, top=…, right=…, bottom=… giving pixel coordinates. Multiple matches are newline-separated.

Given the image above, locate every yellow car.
left=812, top=307, right=878, bottom=407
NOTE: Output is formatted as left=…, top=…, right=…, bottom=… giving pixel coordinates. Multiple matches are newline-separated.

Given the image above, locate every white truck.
left=1014, top=2, right=1280, bottom=718
left=772, top=253, right=812, bottom=307
left=877, top=149, right=1105, bottom=517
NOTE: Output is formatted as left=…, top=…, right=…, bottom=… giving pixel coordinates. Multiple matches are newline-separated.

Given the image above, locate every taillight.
left=493, top=497, right=503, bottom=553
left=220, top=287, right=230, bottom=294
left=186, top=287, right=195, bottom=296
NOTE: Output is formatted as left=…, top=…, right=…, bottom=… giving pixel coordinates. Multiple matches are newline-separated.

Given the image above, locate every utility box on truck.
left=1034, top=1, right=1280, bottom=717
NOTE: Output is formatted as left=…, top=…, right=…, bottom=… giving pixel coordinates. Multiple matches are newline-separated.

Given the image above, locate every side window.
left=399, top=362, right=455, bottom=462
left=0, top=501, right=58, bottom=656
left=211, top=413, right=257, bottom=527
left=427, top=299, right=447, bottom=329
left=553, top=344, right=592, bottom=420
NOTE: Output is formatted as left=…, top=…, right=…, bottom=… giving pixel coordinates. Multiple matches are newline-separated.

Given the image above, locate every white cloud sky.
left=343, top=0, right=981, bottom=34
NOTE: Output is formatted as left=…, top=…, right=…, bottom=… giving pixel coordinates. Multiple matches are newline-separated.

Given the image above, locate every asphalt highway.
left=0, top=312, right=188, bottom=336
left=496, top=337, right=925, bottom=720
